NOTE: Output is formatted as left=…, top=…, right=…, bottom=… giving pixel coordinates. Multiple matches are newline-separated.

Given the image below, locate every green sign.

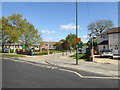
left=77, top=43, right=82, bottom=48
left=22, top=45, right=26, bottom=49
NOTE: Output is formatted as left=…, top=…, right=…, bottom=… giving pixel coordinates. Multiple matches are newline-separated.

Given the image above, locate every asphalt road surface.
left=2, top=58, right=119, bottom=88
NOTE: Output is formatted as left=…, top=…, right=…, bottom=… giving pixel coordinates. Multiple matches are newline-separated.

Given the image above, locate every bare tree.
left=88, top=20, right=113, bottom=36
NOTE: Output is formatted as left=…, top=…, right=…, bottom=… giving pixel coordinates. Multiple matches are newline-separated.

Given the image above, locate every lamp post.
left=76, top=0, right=78, bottom=65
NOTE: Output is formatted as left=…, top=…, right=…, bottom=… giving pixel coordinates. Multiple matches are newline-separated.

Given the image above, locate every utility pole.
left=76, top=0, right=78, bottom=65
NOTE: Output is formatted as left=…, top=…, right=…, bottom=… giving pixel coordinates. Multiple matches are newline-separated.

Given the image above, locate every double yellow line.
left=2, top=57, right=119, bottom=80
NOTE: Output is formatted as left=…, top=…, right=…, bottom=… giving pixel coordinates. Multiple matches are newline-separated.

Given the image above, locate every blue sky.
left=2, top=2, right=118, bottom=43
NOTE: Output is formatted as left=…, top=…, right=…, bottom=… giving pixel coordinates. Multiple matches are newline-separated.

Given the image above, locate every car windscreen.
left=102, top=50, right=111, bottom=52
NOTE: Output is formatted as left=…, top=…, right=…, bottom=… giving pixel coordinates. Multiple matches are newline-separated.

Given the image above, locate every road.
left=2, top=58, right=119, bottom=88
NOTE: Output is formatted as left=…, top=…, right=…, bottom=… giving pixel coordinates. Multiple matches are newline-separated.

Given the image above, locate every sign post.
left=74, top=38, right=81, bottom=65
left=75, top=0, right=79, bottom=65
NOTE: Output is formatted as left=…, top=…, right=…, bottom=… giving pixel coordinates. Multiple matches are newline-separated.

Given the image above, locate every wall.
left=98, top=45, right=108, bottom=53
left=97, top=35, right=108, bottom=44
left=108, top=33, right=120, bottom=55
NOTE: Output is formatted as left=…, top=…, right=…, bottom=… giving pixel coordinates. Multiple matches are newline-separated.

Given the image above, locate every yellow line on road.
left=82, top=76, right=119, bottom=79
left=58, top=68, right=83, bottom=78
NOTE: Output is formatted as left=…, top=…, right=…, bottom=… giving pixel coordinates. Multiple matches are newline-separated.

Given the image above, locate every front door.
left=114, top=46, right=119, bottom=55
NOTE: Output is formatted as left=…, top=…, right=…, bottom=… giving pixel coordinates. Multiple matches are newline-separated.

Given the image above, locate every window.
left=113, top=34, right=118, bottom=38
left=103, top=36, right=105, bottom=39
left=103, top=45, right=106, bottom=49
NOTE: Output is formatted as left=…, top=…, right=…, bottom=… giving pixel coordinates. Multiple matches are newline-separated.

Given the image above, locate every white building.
left=97, top=27, right=120, bottom=55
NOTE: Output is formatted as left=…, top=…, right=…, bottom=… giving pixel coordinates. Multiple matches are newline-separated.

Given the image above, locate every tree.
left=0, top=16, right=10, bottom=52
left=7, top=14, right=24, bottom=52
left=0, top=14, right=42, bottom=52
left=88, top=20, right=113, bottom=37
left=59, top=39, right=65, bottom=42
left=65, top=33, right=76, bottom=49
left=54, top=42, right=62, bottom=50
left=19, top=22, right=42, bottom=47
left=87, top=37, right=97, bottom=47
left=61, top=41, right=70, bottom=50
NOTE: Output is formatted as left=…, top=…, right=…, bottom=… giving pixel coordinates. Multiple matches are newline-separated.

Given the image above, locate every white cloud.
left=44, top=37, right=54, bottom=41
left=60, top=23, right=80, bottom=31
left=41, top=30, right=55, bottom=34
left=82, top=35, right=89, bottom=39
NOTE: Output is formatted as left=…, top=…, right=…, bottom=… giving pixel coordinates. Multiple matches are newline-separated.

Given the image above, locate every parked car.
left=3, top=48, right=10, bottom=53
left=100, top=49, right=113, bottom=59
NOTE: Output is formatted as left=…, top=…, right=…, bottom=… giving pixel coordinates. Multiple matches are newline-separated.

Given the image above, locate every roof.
left=98, top=40, right=108, bottom=45
left=40, top=42, right=58, bottom=44
left=98, top=27, right=120, bottom=36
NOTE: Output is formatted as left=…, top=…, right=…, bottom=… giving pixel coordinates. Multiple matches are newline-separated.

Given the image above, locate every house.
left=97, top=27, right=120, bottom=55
left=40, top=42, right=57, bottom=50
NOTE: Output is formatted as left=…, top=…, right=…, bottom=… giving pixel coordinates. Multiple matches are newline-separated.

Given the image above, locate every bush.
left=33, top=52, right=47, bottom=55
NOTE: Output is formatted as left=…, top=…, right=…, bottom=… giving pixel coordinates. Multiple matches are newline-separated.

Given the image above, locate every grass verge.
left=0, top=53, right=25, bottom=57
left=70, top=54, right=87, bottom=60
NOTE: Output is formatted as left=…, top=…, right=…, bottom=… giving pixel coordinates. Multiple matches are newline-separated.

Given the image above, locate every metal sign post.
left=76, top=0, right=78, bottom=65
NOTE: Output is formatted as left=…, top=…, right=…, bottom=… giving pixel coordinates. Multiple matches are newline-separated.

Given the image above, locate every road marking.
left=82, top=76, right=119, bottom=79
left=58, top=68, right=83, bottom=78
left=2, top=57, right=119, bottom=80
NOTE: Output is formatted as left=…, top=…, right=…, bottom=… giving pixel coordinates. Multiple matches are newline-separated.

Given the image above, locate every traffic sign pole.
left=76, top=0, right=78, bottom=65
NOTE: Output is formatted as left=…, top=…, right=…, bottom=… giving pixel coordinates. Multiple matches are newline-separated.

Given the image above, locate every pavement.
left=18, top=52, right=119, bottom=77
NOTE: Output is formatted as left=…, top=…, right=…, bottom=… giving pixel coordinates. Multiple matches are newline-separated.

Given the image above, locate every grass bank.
left=0, top=53, right=25, bottom=57
left=70, top=54, right=87, bottom=61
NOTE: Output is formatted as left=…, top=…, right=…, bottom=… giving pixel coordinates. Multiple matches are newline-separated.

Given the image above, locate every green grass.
left=70, top=54, right=87, bottom=60
left=0, top=53, right=25, bottom=57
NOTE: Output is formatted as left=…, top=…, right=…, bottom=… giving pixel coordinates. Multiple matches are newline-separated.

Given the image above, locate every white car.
left=100, top=49, right=113, bottom=59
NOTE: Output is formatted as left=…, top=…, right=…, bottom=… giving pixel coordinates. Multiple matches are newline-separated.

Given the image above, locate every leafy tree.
left=54, top=42, right=62, bottom=50
left=65, top=33, right=76, bottom=48
left=82, top=43, right=87, bottom=46
left=59, top=39, right=65, bottom=42
left=61, top=41, right=70, bottom=50
left=0, top=17, right=9, bottom=52
left=88, top=20, right=113, bottom=37
left=19, top=22, right=42, bottom=47
left=87, top=37, right=97, bottom=47
left=0, top=14, right=42, bottom=52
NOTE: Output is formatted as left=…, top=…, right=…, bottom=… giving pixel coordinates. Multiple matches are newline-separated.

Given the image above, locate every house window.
left=100, top=36, right=102, bottom=38
left=103, top=45, right=106, bottom=49
left=113, top=34, right=118, bottom=38
left=45, top=44, right=48, bottom=46
left=110, top=45, right=111, bottom=47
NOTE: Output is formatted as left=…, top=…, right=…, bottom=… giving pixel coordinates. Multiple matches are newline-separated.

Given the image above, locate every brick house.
left=40, top=42, right=57, bottom=50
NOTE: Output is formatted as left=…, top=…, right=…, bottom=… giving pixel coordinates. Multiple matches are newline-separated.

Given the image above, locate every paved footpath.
left=18, top=52, right=119, bottom=77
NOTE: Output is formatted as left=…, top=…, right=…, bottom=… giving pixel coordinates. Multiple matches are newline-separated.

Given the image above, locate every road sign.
left=77, top=43, right=82, bottom=48
left=74, top=38, right=81, bottom=43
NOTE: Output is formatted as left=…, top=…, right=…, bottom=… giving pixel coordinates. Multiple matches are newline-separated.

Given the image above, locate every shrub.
left=33, top=52, right=47, bottom=55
